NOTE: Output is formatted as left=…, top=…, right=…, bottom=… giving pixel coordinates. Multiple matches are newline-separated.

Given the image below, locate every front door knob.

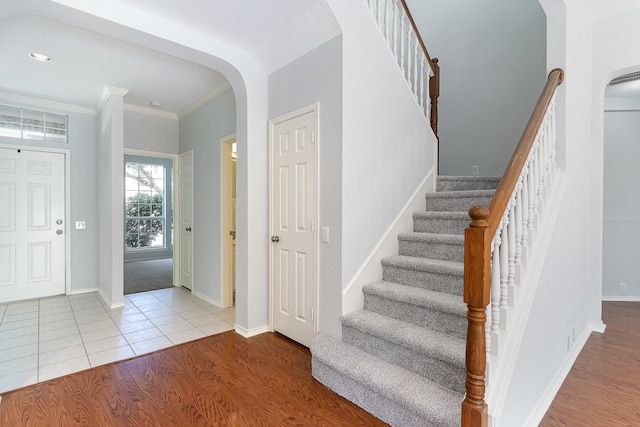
left=271, top=235, right=279, bottom=243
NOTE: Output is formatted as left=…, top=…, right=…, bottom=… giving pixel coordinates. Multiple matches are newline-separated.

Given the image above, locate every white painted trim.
left=124, top=104, right=178, bottom=120
left=487, top=172, right=568, bottom=421
left=602, top=295, right=640, bottom=302
left=342, top=168, right=436, bottom=315
left=519, top=325, right=592, bottom=427
left=234, top=324, right=270, bottom=338
left=191, top=288, right=223, bottom=308
left=268, top=102, right=320, bottom=344
left=177, top=81, right=232, bottom=120
left=0, top=91, right=96, bottom=115
left=0, top=143, right=72, bottom=301
left=220, top=133, right=237, bottom=309
left=96, top=86, right=129, bottom=114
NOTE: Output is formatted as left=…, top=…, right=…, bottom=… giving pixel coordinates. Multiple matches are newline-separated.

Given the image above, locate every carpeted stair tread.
left=382, top=255, right=463, bottom=275
left=363, top=281, right=466, bottom=318
left=381, top=256, right=464, bottom=294
left=343, top=310, right=465, bottom=368
left=425, top=189, right=494, bottom=212
left=437, top=176, right=501, bottom=192
left=312, top=333, right=462, bottom=426
left=412, top=211, right=470, bottom=234
left=398, top=233, right=464, bottom=262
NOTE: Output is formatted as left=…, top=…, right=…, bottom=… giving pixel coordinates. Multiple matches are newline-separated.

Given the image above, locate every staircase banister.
left=485, top=68, right=564, bottom=237
left=399, top=0, right=436, bottom=72
left=461, top=67, right=564, bottom=427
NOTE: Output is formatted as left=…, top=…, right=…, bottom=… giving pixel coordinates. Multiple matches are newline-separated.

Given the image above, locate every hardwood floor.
left=540, top=302, right=640, bottom=426
left=0, top=332, right=388, bottom=426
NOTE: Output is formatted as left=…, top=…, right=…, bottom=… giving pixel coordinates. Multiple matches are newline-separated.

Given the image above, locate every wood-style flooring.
left=540, top=301, right=640, bottom=426
left=0, top=332, right=388, bottom=426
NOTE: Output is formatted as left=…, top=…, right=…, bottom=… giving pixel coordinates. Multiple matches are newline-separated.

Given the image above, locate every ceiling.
left=0, top=0, right=340, bottom=116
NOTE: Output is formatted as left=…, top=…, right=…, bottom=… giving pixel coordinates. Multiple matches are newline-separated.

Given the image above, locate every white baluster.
left=491, top=232, right=501, bottom=333
left=399, top=11, right=406, bottom=73
left=507, top=199, right=517, bottom=302
left=390, top=0, right=398, bottom=55
left=499, top=221, right=509, bottom=324
left=413, top=40, right=419, bottom=92
left=514, top=179, right=524, bottom=270
left=383, top=0, right=389, bottom=40
left=406, top=32, right=413, bottom=85
left=418, top=58, right=425, bottom=108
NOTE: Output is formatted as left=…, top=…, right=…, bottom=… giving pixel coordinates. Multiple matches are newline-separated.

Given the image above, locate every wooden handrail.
left=486, top=68, right=564, bottom=237
left=461, top=68, right=564, bottom=427
left=399, top=0, right=435, bottom=71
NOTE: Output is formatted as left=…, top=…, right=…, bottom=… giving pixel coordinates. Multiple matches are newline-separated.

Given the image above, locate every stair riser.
left=437, top=179, right=500, bottom=192
left=312, top=359, right=438, bottom=427
left=425, top=196, right=492, bottom=212
left=342, top=325, right=465, bottom=393
left=382, top=266, right=463, bottom=296
left=413, top=217, right=469, bottom=235
left=364, top=294, right=466, bottom=339
left=399, top=240, right=464, bottom=263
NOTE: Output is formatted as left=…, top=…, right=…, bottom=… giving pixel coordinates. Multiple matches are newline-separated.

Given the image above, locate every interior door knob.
left=271, top=235, right=279, bottom=243
left=186, top=227, right=192, bottom=232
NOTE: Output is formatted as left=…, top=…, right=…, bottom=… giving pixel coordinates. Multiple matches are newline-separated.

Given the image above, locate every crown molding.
left=0, top=91, right=96, bottom=115
left=123, top=104, right=178, bottom=120
left=96, top=85, right=130, bottom=114
left=177, top=80, right=231, bottom=120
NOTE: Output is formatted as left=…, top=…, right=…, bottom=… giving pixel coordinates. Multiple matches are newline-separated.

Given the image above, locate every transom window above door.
left=125, top=162, right=166, bottom=250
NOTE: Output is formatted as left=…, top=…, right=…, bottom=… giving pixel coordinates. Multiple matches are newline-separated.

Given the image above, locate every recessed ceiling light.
left=149, top=101, right=163, bottom=108
left=29, top=52, right=52, bottom=62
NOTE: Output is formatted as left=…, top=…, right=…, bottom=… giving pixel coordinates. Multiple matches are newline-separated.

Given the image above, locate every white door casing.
left=0, top=147, right=66, bottom=303
left=269, top=104, right=318, bottom=347
left=220, top=134, right=236, bottom=308
left=178, top=150, right=194, bottom=290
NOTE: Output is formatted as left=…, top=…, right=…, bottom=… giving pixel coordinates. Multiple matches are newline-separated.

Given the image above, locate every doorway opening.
left=123, top=153, right=175, bottom=295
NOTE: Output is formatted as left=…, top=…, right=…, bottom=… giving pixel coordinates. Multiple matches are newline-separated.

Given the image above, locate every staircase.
left=312, top=175, right=500, bottom=426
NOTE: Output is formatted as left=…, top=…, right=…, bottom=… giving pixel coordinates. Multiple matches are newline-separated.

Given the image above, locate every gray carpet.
left=311, top=176, right=500, bottom=426
left=124, top=258, right=174, bottom=295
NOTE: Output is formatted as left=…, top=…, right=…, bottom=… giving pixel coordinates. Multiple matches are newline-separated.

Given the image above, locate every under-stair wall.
left=324, top=0, right=438, bottom=310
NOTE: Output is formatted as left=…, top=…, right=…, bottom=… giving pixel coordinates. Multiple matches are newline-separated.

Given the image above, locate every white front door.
left=178, top=150, right=194, bottom=290
left=0, top=147, right=66, bottom=303
left=270, top=105, right=318, bottom=347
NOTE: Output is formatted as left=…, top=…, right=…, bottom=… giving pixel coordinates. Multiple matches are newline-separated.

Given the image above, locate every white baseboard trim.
left=92, top=288, right=125, bottom=309
left=342, top=169, right=436, bottom=315
left=234, top=324, right=270, bottom=338
left=522, top=325, right=592, bottom=427
left=191, top=289, right=223, bottom=308
left=69, top=287, right=100, bottom=295
left=602, top=295, right=640, bottom=302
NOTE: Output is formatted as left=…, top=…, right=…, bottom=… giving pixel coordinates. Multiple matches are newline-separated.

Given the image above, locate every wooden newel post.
left=462, top=206, right=490, bottom=427
left=429, top=58, right=440, bottom=139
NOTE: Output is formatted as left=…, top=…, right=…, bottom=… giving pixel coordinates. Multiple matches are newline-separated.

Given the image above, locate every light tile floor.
left=0, top=287, right=235, bottom=393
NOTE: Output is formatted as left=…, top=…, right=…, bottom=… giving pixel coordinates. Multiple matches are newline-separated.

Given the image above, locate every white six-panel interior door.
left=270, top=105, right=318, bottom=347
left=0, top=147, right=66, bottom=304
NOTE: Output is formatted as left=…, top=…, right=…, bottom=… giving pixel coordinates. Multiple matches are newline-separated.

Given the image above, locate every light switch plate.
left=75, top=221, right=86, bottom=230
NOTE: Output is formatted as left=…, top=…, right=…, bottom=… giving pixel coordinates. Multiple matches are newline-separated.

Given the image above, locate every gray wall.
left=0, top=102, right=99, bottom=295
left=603, top=109, right=640, bottom=298
left=179, top=87, right=236, bottom=305
left=124, top=110, right=179, bottom=153
left=268, top=35, right=343, bottom=337
left=406, top=0, right=547, bottom=176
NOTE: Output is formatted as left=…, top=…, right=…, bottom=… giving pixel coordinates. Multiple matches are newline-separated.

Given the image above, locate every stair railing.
left=363, top=0, right=440, bottom=139
left=461, top=68, right=565, bottom=426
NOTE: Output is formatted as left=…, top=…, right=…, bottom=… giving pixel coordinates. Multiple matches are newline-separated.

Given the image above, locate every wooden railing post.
left=462, top=206, right=490, bottom=427
left=429, top=58, right=440, bottom=172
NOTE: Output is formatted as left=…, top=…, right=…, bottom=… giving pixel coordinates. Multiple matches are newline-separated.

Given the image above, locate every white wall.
left=0, top=101, right=100, bottom=295
left=179, top=87, right=236, bottom=305
left=406, top=0, right=547, bottom=177
left=97, top=89, right=126, bottom=308
left=603, top=109, right=640, bottom=299
left=124, top=110, right=179, bottom=154
left=324, top=0, right=436, bottom=293
left=268, top=35, right=343, bottom=337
